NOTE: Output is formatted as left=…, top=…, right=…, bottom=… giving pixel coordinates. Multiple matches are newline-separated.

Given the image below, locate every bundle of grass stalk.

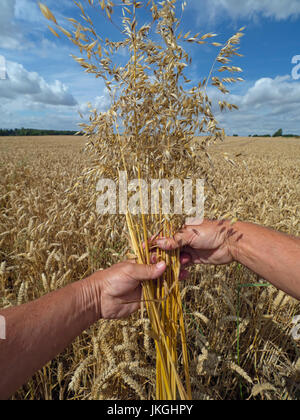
left=39, top=0, right=243, bottom=400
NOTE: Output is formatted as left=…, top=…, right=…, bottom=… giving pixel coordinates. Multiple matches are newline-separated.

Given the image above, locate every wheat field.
left=0, top=135, right=300, bottom=400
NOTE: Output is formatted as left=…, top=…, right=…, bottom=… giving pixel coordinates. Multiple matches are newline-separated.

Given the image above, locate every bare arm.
left=0, top=261, right=166, bottom=400
left=156, top=220, right=300, bottom=301
left=0, top=278, right=96, bottom=400
left=228, top=221, right=300, bottom=300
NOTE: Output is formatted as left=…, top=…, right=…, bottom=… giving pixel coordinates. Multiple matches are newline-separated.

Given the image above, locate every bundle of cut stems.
left=125, top=168, right=192, bottom=400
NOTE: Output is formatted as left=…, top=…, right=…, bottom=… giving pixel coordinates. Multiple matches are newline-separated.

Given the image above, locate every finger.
left=150, top=253, right=157, bottom=264
left=184, top=218, right=203, bottom=226
left=179, top=269, right=190, bottom=281
left=155, top=229, right=191, bottom=251
left=129, top=261, right=167, bottom=282
left=180, top=252, right=192, bottom=266
left=126, top=259, right=137, bottom=264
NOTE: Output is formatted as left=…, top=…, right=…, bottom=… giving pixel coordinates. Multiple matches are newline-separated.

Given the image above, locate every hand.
left=88, top=261, right=166, bottom=319
left=155, top=219, right=236, bottom=266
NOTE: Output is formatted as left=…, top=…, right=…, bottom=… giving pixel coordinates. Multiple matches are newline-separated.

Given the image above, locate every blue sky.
left=0, top=0, right=300, bottom=136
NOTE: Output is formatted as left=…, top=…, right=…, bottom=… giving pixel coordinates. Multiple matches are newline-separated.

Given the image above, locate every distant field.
left=1, top=134, right=300, bottom=156
left=0, top=135, right=85, bottom=152
left=212, top=135, right=300, bottom=158
left=1, top=135, right=300, bottom=400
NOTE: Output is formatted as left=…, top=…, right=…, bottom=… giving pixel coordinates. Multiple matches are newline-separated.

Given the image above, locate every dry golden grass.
left=1, top=135, right=300, bottom=400
left=37, top=0, right=245, bottom=400
left=212, top=135, right=300, bottom=159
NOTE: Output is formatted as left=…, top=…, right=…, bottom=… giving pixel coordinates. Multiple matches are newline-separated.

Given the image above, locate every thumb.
left=133, top=261, right=167, bottom=281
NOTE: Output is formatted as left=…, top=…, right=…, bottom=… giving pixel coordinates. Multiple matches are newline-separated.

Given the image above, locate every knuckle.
left=143, top=264, right=154, bottom=279
left=124, top=262, right=135, bottom=276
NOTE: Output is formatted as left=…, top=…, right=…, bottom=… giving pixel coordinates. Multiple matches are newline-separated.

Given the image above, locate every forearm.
left=228, top=221, right=300, bottom=300
left=0, top=259, right=164, bottom=400
left=0, top=275, right=101, bottom=400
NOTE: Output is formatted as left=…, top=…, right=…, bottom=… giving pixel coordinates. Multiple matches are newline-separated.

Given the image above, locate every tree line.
left=249, top=128, right=300, bottom=138
left=0, top=128, right=81, bottom=136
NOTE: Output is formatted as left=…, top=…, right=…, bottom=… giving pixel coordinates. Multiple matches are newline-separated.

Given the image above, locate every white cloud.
left=0, top=60, right=77, bottom=106
left=241, top=75, right=300, bottom=107
left=0, top=0, right=72, bottom=51
left=0, top=97, right=80, bottom=130
left=191, top=0, right=300, bottom=21
left=0, top=59, right=112, bottom=130
left=15, top=0, right=75, bottom=27
left=0, top=0, right=24, bottom=49
left=78, top=93, right=111, bottom=116
left=209, top=75, right=300, bottom=135
left=14, top=0, right=43, bottom=24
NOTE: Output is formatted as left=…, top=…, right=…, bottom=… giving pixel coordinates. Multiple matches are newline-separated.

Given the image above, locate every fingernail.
left=156, top=261, right=166, bottom=270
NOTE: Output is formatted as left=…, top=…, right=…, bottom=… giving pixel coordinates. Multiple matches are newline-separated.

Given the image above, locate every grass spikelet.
left=69, top=355, right=95, bottom=393
left=17, top=281, right=27, bottom=306
left=39, top=3, right=57, bottom=24
left=228, top=361, right=253, bottom=385
left=251, top=383, right=276, bottom=398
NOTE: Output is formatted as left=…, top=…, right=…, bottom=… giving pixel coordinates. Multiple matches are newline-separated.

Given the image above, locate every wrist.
left=73, top=273, right=103, bottom=327
left=224, top=220, right=243, bottom=262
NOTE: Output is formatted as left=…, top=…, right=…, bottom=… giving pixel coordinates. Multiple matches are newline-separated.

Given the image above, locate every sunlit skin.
left=0, top=260, right=166, bottom=400
left=155, top=219, right=300, bottom=301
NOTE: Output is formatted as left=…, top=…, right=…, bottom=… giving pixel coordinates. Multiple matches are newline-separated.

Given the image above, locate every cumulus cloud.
left=191, top=0, right=300, bottom=21
left=0, top=60, right=77, bottom=106
left=240, top=76, right=300, bottom=107
left=0, top=59, right=112, bottom=130
left=211, top=75, right=300, bottom=135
